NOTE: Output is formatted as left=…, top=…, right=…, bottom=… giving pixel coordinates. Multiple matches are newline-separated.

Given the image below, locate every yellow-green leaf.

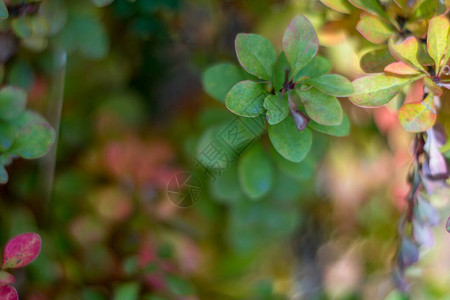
left=348, top=0, right=389, bottom=19
left=319, top=0, right=353, bottom=14
left=349, top=74, right=420, bottom=107
left=427, top=15, right=450, bottom=73
left=306, top=74, right=353, bottom=97
left=398, top=93, right=437, bottom=132
left=356, top=14, right=393, bottom=44
left=388, top=36, right=427, bottom=72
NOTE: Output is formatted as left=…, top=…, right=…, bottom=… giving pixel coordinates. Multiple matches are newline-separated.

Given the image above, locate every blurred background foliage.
left=0, top=0, right=449, bottom=299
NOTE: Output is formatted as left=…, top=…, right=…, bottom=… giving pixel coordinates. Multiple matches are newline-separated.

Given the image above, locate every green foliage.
left=203, top=15, right=353, bottom=163
left=0, top=0, right=7, bottom=19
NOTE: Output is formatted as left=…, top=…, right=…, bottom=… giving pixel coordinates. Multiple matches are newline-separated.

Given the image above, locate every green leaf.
left=238, top=143, right=274, bottom=199
left=283, top=15, right=318, bottom=78
left=263, top=94, right=289, bottom=125
left=360, top=47, right=396, bottom=73
left=349, top=74, right=420, bottom=107
left=427, top=15, right=450, bottom=72
left=8, top=122, right=56, bottom=159
left=235, top=33, right=277, bottom=80
left=0, top=0, right=8, bottom=19
left=166, top=275, right=194, bottom=296
left=225, top=81, right=267, bottom=117
left=308, top=112, right=350, bottom=136
left=319, top=0, right=353, bottom=13
left=268, top=118, right=312, bottom=162
left=0, top=86, right=27, bottom=121
left=388, top=36, right=426, bottom=72
left=294, top=56, right=331, bottom=81
left=113, top=282, right=139, bottom=300
left=298, top=88, right=343, bottom=126
left=272, top=52, right=290, bottom=91
left=356, top=14, right=393, bottom=44
left=202, top=63, right=245, bottom=102
left=272, top=149, right=315, bottom=180
left=348, top=0, right=389, bottom=19
left=0, top=165, right=8, bottom=184
left=410, top=0, right=442, bottom=21
left=398, top=93, right=437, bottom=132
left=91, top=0, right=114, bottom=7
left=306, top=74, right=353, bottom=97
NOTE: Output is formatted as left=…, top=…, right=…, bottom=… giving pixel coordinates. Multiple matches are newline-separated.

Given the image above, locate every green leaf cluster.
left=0, top=85, right=56, bottom=183
left=202, top=15, right=352, bottom=163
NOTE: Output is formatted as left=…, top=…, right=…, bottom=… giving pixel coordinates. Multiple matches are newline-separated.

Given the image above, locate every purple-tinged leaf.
left=413, top=220, right=434, bottom=248
left=398, top=238, right=419, bottom=270
left=392, top=267, right=409, bottom=292
left=415, top=194, right=440, bottom=226
left=425, top=125, right=448, bottom=177
left=2, top=233, right=42, bottom=269
left=0, top=285, right=18, bottom=300
left=288, top=97, right=309, bottom=131
left=0, top=271, right=14, bottom=286
left=446, top=216, right=450, bottom=233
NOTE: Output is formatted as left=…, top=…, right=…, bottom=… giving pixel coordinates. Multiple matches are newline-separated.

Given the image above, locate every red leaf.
left=0, top=285, right=18, bottom=300
left=2, top=233, right=42, bottom=269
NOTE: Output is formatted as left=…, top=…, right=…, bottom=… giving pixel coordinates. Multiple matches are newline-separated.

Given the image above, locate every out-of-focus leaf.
left=235, top=33, right=277, bottom=80
left=349, top=74, right=419, bottom=107
left=0, top=285, right=18, bottom=300
left=427, top=15, right=450, bottom=72
left=166, top=275, right=194, bottom=296
left=272, top=150, right=315, bottom=181
left=319, top=0, right=353, bottom=13
left=202, top=63, right=245, bottom=103
left=356, top=14, right=393, bottom=44
left=268, top=118, right=312, bottom=162
left=0, top=270, right=14, bottom=286
left=360, top=47, right=396, bottom=73
left=398, top=238, right=419, bottom=269
left=8, top=122, right=55, bottom=159
left=348, top=0, right=389, bottom=18
left=263, top=94, right=289, bottom=125
left=225, top=81, right=267, bottom=117
left=415, top=194, right=440, bottom=226
left=306, top=74, right=353, bottom=97
left=410, top=0, right=441, bottom=21
left=0, top=165, right=7, bottom=184
left=425, top=124, right=448, bottom=176
left=91, top=0, right=114, bottom=7
left=384, top=62, right=421, bottom=75
left=0, top=0, right=7, bottom=19
left=388, top=37, right=426, bottom=72
left=113, top=282, right=140, bottom=300
left=272, top=52, right=290, bottom=91
left=0, top=86, right=27, bottom=121
left=398, top=93, right=436, bottom=132
left=2, top=233, right=42, bottom=269
left=298, top=88, right=343, bottom=126
left=446, top=216, right=450, bottom=233
left=413, top=220, right=434, bottom=247
left=283, top=15, right=318, bottom=78
left=308, top=111, right=350, bottom=136
left=294, top=56, right=331, bottom=81
left=238, top=143, right=274, bottom=199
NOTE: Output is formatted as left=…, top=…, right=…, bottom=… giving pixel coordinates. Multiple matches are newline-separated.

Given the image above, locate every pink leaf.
left=2, top=233, right=42, bottom=269
left=0, top=271, right=14, bottom=286
left=0, top=285, right=18, bottom=300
